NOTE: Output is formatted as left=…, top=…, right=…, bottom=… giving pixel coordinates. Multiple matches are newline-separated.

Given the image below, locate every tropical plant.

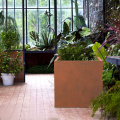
left=92, top=42, right=108, bottom=62
left=92, top=42, right=120, bottom=89
left=93, top=4, right=120, bottom=54
left=30, top=30, right=55, bottom=50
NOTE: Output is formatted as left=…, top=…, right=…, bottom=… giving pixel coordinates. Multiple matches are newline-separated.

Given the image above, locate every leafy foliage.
left=29, top=31, right=39, bottom=42
left=79, top=27, right=91, bottom=37
left=54, top=0, right=87, bottom=48
left=92, top=42, right=120, bottom=89
left=30, top=30, right=55, bottom=50
left=0, top=11, right=4, bottom=26
left=74, top=0, right=86, bottom=30
left=24, top=44, right=31, bottom=50
left=102, top=61, right=119, bottom=89
left=0, top=50, right=24, bottom=74
left=92, top=42, right=108, bottom=62
left=91, top=81, right=120, bottom=120
left=1, top=29, right=17, bottom=50
left=63, top=22, right=70, bottom=36
left=26, top=65, right=54, bottom=74
left=58, top=41, right=95, bottom=61
left=0, top=12, right=21, bottom=49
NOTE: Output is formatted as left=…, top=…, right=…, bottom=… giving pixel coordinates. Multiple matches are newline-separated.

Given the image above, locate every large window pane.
left=50, top=0, right=54, bottom=8
left=39, top=9, right=48, bottom=32
left=57, top=9, right=62, bottom=34
left=57, top=9, right=71, bottom=34
left=27, top=10, right=38, bottom=46
left=7, top=9, right=14, bottom=18
left=2, top=0, right=83, bottom=51
left=61, top=0, right=71, bottom=8
left=27, top=0, right=37, bottom=8
left=39, top=0, right=49, bottom=8
left=7, top=9, right=22, bottom=50
left=0, top=1, right=2, bottom=8
left=8, top=0, right=14, bottom=8
left=16, top=0, right=22, bottom=8
left=50, top=9, right=55, bottom=31
left=78, top=0, right=83, bottom=7
left=15, top=9, right=23, bottom=49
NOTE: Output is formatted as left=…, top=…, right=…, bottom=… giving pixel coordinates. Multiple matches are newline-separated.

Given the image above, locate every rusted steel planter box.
left=54, top=57, right=103, bottom=107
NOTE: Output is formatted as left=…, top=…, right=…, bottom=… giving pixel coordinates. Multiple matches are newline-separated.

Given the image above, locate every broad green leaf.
left=63, top=22, right=69, bottom=36
left=79, top=27, right=91, bottom=37
left=92, top=42, right=108, bottom=62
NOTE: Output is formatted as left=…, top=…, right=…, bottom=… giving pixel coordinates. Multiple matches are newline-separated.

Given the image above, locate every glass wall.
left=0, top=0, right=83, bottom=51
left=0, top=0, right=23, bottom=50
left=24, top=0, right=55, bottom=49
left=57, top=0, right=83, bottom=34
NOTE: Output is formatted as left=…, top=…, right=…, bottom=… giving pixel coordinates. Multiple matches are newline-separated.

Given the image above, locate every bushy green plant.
left=91, top=81, right=120, bottom=120
left=26, top=65, right=54, bottom=74
left=0, top=50, right=24, bottom=74
left=1, top=29, right=17, bottom=50
left=58, top=41, right=95, bottom=61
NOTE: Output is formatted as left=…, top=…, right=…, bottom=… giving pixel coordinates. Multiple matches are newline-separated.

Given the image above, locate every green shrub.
left=58, top=41, right=95, bottom=61
left=26, top=65, right=54, bottom=74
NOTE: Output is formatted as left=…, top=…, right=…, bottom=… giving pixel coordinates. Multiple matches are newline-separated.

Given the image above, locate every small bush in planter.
left=0, top=49, right=24, bottom=85
left=0, top=50, right=24, bottom=74
left=58, top=41, right=95, bottom=61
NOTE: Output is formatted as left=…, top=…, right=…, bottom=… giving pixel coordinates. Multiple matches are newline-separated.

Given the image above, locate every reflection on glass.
left=27, top=0, right=37, bottom=8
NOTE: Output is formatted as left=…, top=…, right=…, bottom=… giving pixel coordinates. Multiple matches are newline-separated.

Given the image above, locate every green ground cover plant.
left=26, top=65, right=54, bottom=74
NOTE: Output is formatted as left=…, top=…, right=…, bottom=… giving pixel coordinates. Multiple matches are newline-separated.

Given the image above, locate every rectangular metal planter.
left=54, top=57, right=103, bottom=107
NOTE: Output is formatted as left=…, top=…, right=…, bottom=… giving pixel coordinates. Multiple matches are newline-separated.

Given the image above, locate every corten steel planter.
left=0, top=51, right=24, bottom=83
left=54, top=57, right=103, bottom=107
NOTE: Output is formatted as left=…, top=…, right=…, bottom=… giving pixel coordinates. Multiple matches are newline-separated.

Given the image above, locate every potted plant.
left=0, top=49, right=24, bottom=86
left=0, top=29, right=24, bottom=85
left=54, top=41, right=103, bottom=107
